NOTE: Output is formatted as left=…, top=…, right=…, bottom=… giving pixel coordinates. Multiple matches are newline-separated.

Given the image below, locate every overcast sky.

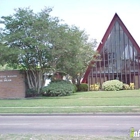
left=1, top=0, right=140, bottom=45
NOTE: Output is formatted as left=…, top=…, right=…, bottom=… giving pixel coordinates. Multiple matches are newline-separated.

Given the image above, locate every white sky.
left=0, top=0, right=140, bottom=45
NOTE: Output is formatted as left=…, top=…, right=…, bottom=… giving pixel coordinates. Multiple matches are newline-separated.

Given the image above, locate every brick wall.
left=0, top=70, right=25, bottom=98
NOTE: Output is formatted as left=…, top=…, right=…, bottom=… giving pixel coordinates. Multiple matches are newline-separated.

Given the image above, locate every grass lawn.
left=0, top=90, right=140, bottom=113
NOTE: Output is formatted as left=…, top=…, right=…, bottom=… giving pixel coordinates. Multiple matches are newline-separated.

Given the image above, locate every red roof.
left=82, top=13, right=140, bottom=83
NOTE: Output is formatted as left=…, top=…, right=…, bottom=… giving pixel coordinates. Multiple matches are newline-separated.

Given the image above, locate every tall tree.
left=54, top=26, right=97, bottom=84
left=0, top=7, right=57, bottom=94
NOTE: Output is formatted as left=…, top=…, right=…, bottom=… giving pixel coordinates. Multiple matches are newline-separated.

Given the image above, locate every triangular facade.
left=82, top=13, right=140, bottom=89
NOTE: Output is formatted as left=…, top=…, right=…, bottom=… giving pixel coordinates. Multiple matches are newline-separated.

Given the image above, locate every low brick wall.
left=0, top=70, right=25, bottom=98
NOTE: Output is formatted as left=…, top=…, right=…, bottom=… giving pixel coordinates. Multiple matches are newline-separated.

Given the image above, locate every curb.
left=1, top=113, right=140, bottom=116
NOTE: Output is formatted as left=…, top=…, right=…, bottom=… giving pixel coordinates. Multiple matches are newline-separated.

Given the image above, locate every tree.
left=0, top=7, right=96, bottom=95
left=0, top=7, right=58, bottom=94
left=54, top=26, right=97, bottom=84
left=0, top=30, right=18, bottom=68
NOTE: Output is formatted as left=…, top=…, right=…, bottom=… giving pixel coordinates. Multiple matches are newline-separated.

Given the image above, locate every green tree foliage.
left=56, top=27, right=97, bottom=84
left=0, top=7, right=58, bottom=94
left=0, top=7, right=96, bottom=95
left=0, top=30, right=18, bottom=67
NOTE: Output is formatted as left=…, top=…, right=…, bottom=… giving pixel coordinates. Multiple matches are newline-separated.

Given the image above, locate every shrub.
left=76, top=83, right=88, bottom=91
left=123, top=84, right=130, bottom=90
left=102, top=80, right=123, bottom=91
left=73, top=84, right=78, bottom=92
left=42, top=80, right=75, bottom=96
left=130, top=83, right=135, bottom=90
left=123, top=83, right=135, bottom=90
left=26, top=88, right=38, bottom=97
left=90, top=83, right=100, bottom=91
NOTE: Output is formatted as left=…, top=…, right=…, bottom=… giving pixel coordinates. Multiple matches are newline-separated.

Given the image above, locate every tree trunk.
left=72, top=77, right=76, bottom=84
left=25, top=69, right=45, bottom=95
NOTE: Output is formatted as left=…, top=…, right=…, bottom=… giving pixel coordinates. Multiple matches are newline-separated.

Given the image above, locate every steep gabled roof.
left=82, top=13, right=140, bottom=83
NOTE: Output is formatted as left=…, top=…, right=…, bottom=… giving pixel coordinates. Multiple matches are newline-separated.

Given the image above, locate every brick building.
left=0, top=70, right=25, bottom=98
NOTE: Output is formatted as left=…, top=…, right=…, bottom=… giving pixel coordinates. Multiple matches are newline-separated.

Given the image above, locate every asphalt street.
left=0, top=115, right=140, bottom=136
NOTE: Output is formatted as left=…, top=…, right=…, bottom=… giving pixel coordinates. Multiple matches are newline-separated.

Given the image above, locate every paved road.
left=0, top=115, right=140, bottom=136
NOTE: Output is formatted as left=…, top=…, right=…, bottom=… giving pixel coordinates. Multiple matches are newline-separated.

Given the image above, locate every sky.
left=0, top=0, right=140, bottom=45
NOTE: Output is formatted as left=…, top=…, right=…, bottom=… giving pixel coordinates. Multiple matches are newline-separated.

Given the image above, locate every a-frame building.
left=82, top=13, right=140, bottom=89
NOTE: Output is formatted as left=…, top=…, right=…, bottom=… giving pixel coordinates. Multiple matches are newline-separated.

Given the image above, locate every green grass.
left=0, top=90, right=140, bottom=113
left=0, top=106, right=139, bottom=113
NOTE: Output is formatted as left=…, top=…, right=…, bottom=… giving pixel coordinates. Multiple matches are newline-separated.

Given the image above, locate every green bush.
left=42, top=80, right=76, bottom=96
left=73, top=84, right=78, bottom=92
left=102, top=80, right=123, bottom=91
left=77, top=83, right=88, bottom=91
left=26, top=88, right=38, bottom=97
